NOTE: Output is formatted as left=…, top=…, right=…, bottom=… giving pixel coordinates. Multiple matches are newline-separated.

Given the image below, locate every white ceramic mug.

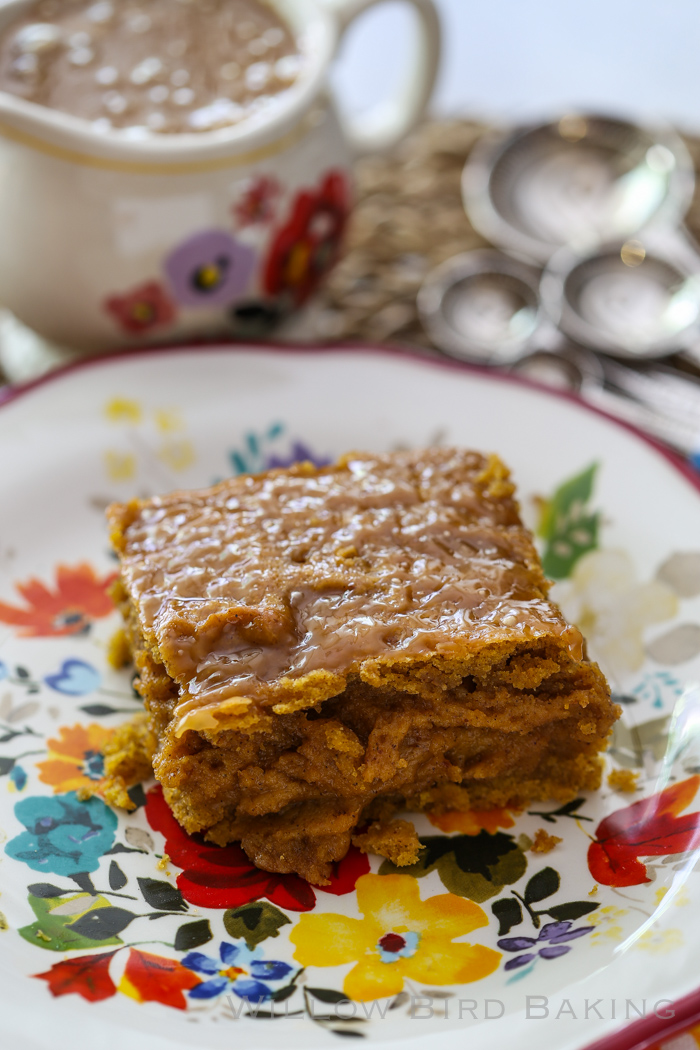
left=0, top=0, right=440, bottom=350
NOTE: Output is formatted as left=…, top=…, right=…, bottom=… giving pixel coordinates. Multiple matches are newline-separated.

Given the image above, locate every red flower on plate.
left=119, top=948, right=201, bottom=1009
left=588, top=774, right=700, bottom=886
left=34, top=950, right=117, bottom=1002
left=0, top=563, right=117, bottom=637
left=233, top=174, right=281, bottom=227
left=263, top=170, right=350, bottom=305
left=145, top=785, right=368, bottom=910
left=104, top=280, right=176, bottom=335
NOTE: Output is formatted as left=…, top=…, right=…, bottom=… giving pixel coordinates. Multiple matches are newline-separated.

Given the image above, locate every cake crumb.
left=0, top=911, right=8, bottom=930
left=608, top=769, right=639, bottom=792
left=102, top=776, right=135, bottom=811
left=100, top=712, right=156, bottom=811
left=352, top=820, right=424, bottom=866
left=107, top=627, right=132, bottom=670
left=35, top=929, right=51, bottom=942
left=531, top=828, right=562, bottom=853
left=156, top=853, right=171, bottom=872
left=75, top=785, right=96, bottom=802
left=589, top=884, right=599, bottom=897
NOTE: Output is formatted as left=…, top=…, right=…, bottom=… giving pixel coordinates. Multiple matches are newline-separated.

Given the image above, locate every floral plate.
left=1, top=344, right=700, bottom=1050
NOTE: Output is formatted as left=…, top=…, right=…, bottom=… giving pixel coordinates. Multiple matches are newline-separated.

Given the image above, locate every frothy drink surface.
left=0, top=0, right=302, bottom=134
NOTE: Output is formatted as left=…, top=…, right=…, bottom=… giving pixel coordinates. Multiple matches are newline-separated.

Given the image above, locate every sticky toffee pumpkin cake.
left=107, top=448, right=618, bottom=884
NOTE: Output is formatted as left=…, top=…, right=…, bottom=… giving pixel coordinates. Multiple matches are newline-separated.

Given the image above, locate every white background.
left=331, top=0, right=700, bottom=133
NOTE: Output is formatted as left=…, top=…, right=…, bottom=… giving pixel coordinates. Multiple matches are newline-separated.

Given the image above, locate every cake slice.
left=107, top=448, right=617, bottom=883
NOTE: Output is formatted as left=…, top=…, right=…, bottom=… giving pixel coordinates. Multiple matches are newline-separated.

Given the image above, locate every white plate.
left=1, top=344, right=700, bottom=1050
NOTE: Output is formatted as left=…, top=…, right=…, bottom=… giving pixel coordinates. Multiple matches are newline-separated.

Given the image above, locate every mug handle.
left=325, top=0, right=441, bottom=154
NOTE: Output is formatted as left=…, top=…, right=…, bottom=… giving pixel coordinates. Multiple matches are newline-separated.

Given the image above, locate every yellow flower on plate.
left=654, top=885, right=690, bottom=908
left=104, top=450, right=136, bottom=481
left=158, top=439, right=195, bottom=472
left=588, top=904, right=629, bottom=944
left=290, top=873, right=501, bottom=1001
left=634, top=927, right=683, bottom=954
left=154, top=408, right=184, bottom=434
left=104, top=397, right=142, bottom=424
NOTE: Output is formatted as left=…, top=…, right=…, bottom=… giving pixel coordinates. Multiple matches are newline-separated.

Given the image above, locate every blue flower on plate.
left=183, top=941, right=294, bottom=1002
left=10, top=765, right=27, bottom=791
left=499, top=920, right=593, bottom=971
left=44, top=658, right=101, bottom=696
left=5, top=791, right=117, bottom=875
left=164, top=229, right=256, bottom=307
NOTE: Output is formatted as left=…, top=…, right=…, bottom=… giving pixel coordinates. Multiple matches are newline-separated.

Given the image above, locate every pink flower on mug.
left=264, top=170, right=350, bottom=305
left=233, top=175, right=281, bottom=227
left=104, top=281, right=176, bottom=334
left=164, top=229, right=256, bottom=307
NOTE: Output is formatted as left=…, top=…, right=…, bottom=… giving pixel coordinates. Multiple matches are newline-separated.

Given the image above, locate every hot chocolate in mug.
left=0, top=0, right=440, bottom=349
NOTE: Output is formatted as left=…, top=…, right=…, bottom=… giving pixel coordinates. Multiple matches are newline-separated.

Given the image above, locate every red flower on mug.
left=104, top=280, right=176, bottom=334
left=145, top=785, right=369, bottom=911
left=588, top=775, right=700, bottom=886
left=264, top=170, right=350, bottom=304
left=0, top=563, right=117, bottom=637
left=233, top=174, right=281, bottom=227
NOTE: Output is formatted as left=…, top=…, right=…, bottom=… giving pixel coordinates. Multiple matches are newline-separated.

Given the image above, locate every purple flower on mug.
left=164, top=229, right=256, bottom=307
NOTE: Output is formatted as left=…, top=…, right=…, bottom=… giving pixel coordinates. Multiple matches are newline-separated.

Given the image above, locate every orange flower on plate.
left=428, top=807, right=518, bottom=835
left=119, top=948, right=201, bottom=1009
left=37, top=724, right=112, bottom=794
left=290, top=873, right=501, bottom=1001
left=0, top=563, right=117, bottom=637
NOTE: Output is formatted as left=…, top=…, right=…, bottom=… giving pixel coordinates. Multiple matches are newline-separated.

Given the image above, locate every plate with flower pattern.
left=1, top=344, right=700, bottom=1050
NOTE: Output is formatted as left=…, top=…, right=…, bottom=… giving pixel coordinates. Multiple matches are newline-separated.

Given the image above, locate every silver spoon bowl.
left=462, top=114, right=695, bottom=264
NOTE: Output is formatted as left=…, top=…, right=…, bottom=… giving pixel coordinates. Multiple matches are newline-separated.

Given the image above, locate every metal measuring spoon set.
left=417, top=113, right=700, bottom=461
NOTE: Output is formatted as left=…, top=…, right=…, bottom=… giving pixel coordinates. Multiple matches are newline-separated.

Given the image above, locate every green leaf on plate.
left=537, top=463, right=600, bottom=579
left=379, top=832, right=527, bottom=903
left=18, top=893, right=125, bottom=952
left=66, top=906, right=136, bottom=940
left=108, top=860, right=127, bottom=891
left=523, top=866, right=560, bottom=905
left=491, top=896, right=523, bottom=936
left=137, top=877, right=187, bottom=912
left=223, top=902, right=291, bottom=949
left=307, top=987, right=352, bottom=1004
left=546, top=901, right=599, bottom=921
left=174, top=919, right=213, bottom=951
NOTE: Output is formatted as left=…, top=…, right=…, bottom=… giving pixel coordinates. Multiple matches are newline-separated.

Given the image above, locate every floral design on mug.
left=164, top=229, right=256, bottom=307
left=104, top=280, right=176, bottom=334
left=233, top=175, right=281, bottom=227
left=264, top=170, right=349, bottom=305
